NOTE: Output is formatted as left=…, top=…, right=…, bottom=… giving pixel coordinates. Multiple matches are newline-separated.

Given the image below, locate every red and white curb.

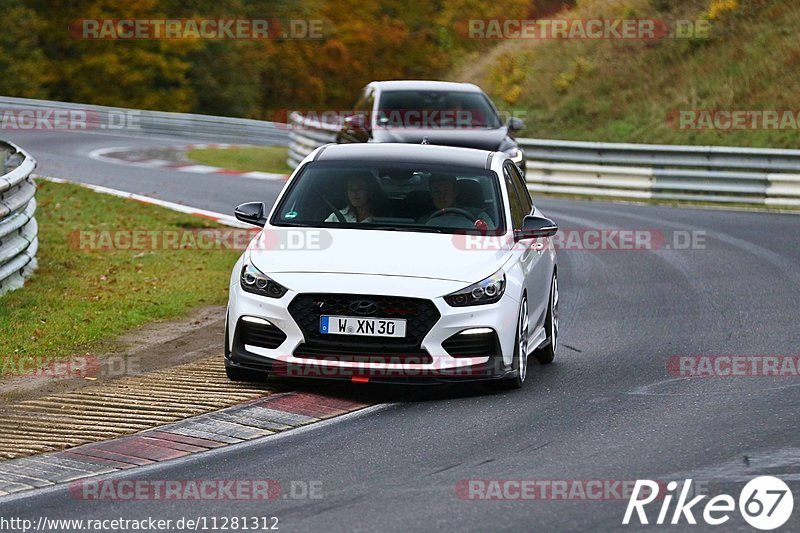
left=38, top=175, right=249, bottom=228
left=0, top=392, right=374, bottom=496
left=89, top=144, right=290, bottom=181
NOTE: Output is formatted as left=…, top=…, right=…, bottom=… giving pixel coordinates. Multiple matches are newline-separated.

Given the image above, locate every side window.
left=353, top=88, right=373, bottom=115
left=508, top=163, right=533, bottom=214
left=504, top=166, right=526, bottom=229
left=352, top=90, right=366, bottom=114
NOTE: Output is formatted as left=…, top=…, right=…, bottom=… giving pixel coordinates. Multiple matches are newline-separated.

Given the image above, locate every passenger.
left=326, top=175, right=376, bottom=223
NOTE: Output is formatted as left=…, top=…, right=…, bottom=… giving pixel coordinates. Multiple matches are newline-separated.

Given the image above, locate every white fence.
left=0, top=140, right=37, bottom=296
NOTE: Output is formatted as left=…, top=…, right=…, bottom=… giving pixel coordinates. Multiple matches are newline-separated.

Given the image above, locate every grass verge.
left=186, top=146, right=293, bottom=174
left=0, top=181, right=241, bottom=377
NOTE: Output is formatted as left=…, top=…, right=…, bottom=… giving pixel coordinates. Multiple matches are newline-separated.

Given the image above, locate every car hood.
left=371, top=127, right=508, bottom=151
left=247, top=228, right=509, bottom=284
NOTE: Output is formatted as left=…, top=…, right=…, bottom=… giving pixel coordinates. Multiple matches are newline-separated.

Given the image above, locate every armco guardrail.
left=0, top=140, right=37, bottom=296
left=0, top=97, right=289, bottom=146
left=520, top=138, right=800, bottom=206
left=287, top=111, right=338, bottom=168
left=286, top=113, right=800, bottom=207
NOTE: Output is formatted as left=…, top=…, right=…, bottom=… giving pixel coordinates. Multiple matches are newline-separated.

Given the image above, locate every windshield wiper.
left=275, top=222, right=316, bottom=227
left=389, top=226, right=443, bottom=233
left=358, top=225, right=442, bottom=233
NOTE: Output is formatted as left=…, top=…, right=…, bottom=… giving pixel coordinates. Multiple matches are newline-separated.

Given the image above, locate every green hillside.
left=455, top=0, right=800, bottom=147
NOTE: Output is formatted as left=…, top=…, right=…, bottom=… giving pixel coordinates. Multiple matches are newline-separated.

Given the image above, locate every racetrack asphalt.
left=1, top=128, right=798, bottom=532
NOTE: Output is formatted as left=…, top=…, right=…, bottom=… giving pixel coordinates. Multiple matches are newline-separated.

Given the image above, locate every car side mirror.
left=518, top=215, right=558, bottom=239
left=234, top=202, right=268, bottom=227
left=507, top=117, right=525, bottom=133
left=344, top=113, right=370, bottom=131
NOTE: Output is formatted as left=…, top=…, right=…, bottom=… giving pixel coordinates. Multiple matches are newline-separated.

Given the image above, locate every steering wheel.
left=425, top=207, right=478, bottom=223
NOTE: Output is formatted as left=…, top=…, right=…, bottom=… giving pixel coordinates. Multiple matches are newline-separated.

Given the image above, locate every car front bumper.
left=226, top=271, right=521, bottom=383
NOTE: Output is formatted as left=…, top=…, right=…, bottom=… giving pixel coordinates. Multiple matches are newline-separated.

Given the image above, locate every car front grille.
left=287, top=293, right=440, bottom=357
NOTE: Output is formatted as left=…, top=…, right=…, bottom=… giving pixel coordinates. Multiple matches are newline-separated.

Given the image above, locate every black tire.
left=497, top=296, right=528, bottom=390
left=533, top=272, right=558, bottom=365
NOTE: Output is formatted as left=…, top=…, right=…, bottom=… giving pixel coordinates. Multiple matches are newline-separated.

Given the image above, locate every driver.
left=419, top=174, right=495, bottom=229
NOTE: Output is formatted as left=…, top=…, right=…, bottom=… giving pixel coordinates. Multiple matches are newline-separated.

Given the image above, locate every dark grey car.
left=335, top=80, right=527, bottom=176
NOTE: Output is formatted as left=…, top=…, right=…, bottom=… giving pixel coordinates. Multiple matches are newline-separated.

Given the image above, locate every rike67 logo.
left=623, top=477, right=793, bottom=530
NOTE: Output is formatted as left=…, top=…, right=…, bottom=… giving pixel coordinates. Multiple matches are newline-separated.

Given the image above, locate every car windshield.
left=376, top=90, right=503, bottom=129
left=271, top=161, right=505, bottom=235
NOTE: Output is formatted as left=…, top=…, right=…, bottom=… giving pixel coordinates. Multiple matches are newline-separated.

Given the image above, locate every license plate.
left=320, top=316, right=407, bottom=338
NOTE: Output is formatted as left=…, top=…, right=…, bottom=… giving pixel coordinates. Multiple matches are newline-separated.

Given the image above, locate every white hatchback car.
left=225, top=143, right=558, bottom=388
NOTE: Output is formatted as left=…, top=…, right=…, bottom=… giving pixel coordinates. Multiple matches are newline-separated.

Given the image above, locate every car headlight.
left=444, top=270, right=506, bottom=307
left=506, top=148, right=524, bottom=163
left=240, top=263, right=288, bottom=298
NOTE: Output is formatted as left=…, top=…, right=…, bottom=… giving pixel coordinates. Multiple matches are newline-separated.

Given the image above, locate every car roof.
left=367, top=80, right=484, bottom=93
left=313, top=143, right=496, bottom=169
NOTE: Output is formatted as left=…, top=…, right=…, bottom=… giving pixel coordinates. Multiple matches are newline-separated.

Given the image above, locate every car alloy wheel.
left=534, top=272, right=558, bottom=364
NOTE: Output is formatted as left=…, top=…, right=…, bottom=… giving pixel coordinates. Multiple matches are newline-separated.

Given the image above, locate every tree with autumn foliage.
left=0, top=0, right=556, bottom=118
